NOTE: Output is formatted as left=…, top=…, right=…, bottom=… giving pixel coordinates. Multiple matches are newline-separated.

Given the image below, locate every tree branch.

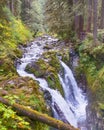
left=0, top=96, right=79, bottom=130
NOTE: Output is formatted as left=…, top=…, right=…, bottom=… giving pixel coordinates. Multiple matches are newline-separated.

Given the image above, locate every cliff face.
left=86, top=103, right=104, bottom=130
left=77, top=32, right=104, bottom=130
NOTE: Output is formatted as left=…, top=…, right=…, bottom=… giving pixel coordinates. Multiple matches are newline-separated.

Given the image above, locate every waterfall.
left=59, top=61, right=87, bottom=123
left=17, top=61, right=77, bottom=127
left=16, top=35, right=87, bottom=129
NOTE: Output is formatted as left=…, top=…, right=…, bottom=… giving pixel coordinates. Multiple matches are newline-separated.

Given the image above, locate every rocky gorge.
left=0, top=33, right=104, bottom=130
left=16, top=35, right=88, bottom=130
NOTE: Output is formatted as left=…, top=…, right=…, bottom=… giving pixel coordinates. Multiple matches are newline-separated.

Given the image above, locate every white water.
left=16, top=35, right=87, bottom=129
left=59, top=61, right=87, bottom=123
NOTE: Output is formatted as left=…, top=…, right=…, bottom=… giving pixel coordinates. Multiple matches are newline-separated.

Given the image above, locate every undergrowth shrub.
left=0, top=7, right=32, bottom=57
left=78, top=32, right=104, bottom=103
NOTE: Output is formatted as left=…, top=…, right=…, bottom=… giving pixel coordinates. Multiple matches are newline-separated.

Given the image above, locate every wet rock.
left=36, top=42, right=41, bottom=46
left=25, top=61, right=45, bottom=77
left=14, top=59, right=22, bottom=67
left=43, top=45, right=53, bottom=49
left=53, top=102, right=69, bottom=124
left=44, top=90, right=52, bottom=104
left=86, top=104, right=104, bottom=130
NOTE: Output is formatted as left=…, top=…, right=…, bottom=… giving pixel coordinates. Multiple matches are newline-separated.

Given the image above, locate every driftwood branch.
left=0, top=96, right=79, bottom=130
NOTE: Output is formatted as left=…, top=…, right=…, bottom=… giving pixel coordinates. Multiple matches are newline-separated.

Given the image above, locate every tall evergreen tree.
left=100, top=0, right=104, bottom=29
left=87, top=0, right=93, bottom=32
left=93, top=0, right=98, bottom=44
left=21, top=0, right=45, bottom=33
left=45, top=0, right=74, bottom=39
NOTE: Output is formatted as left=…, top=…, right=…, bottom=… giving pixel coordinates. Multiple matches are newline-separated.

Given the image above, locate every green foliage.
left=21, top=0, right=45, bottom=33
left=33, top=121, right=49, bottom=130
left=0, top=103, right=31, bottom=130
left=45, top=0, right=75, bottom=40
left=2, top=7, right=32, bottom=45
left=78, top=33, right=104, bottom=103
left=97, top=29, right=104, bottom=42
left=0, top=76, right=50, bottom=129
left=0, top=7, right=32, bottom=77
left=43, top=51, right=61, bottom=72
left=0, top=5, right=50, bottom=129
left=79, top=33, right=94, bottom=53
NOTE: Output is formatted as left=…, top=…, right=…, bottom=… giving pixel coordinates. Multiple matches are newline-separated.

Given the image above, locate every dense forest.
left=0, top=0, right=104, bottom=130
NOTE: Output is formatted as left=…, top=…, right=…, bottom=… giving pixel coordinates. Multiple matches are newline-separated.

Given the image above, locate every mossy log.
left=0, top=96, right=79, bottom=130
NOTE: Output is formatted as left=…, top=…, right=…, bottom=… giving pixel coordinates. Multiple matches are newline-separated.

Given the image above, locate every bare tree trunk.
left=93, top=0, right=98, bottom=45
left=73, top=0, right=84, bottom=39
left=100, top=0, right=104, bottom=29
left=73, top=0, right=79, bottom=36
left=10, top=0, right=14, bottom=14
left=79, top=15, right=84, bottom=40
left=87, top=0, right=93, bottom=32
left=0, top=97, right=79, bottom=130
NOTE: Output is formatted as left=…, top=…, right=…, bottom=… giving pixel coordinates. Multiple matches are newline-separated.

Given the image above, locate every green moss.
left=97, top=29, right=104, bottom=43
left=46, top=72, right=64, bottom=96
left=26, top=59, right=50, bottom=77
left=43, top=51, right=61, bottom=72
left=32, top=121, right=50, bottom=130
left=43, top=49, right=69, bottom=69
left=26, top=64, right=44, bottom=77
left=25, top=55, right=64, bottom=96
left=61, top=49, right=70, bottom=64
left=0, top=7, right=52, bottom=130
left=78, top=33, right=104, bottom=103
left=0, top=56, right=17, bottom=76
left=0, top=75, right=50, bottom=130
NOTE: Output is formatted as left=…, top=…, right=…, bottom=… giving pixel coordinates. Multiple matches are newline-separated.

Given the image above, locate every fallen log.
left=0, top=96, right=79, bottom=130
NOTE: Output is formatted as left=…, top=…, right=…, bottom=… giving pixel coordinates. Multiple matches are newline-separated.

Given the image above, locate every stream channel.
left=16, top=35, right=88, bottom=130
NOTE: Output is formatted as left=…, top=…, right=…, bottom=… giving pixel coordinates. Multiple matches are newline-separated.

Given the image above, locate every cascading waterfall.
left=59, top=61, right=87, bottom=124
left=17, top=59, right=77, bottom=127
left=16, top=35, right=87, bottom=129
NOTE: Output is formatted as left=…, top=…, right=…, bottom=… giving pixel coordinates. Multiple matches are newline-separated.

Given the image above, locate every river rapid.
left=16, top=35, right=88, bottom=130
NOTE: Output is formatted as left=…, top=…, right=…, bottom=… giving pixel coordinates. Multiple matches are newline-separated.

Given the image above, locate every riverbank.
left=77, top=32, right=104, bottom=130
left=0, top=34, right=88, bottom=130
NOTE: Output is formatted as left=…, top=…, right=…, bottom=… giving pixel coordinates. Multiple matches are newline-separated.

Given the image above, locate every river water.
left=16, top=35, right=87, bottom=129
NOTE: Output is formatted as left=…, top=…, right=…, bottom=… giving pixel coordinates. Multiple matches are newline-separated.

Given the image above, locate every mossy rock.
left=25, top=57, right=64, bottom=96
left=43, top=51, right=61, bottom=72
left=43, top=49, right=69, bottom=71
left=45, top=72, right=64, bottom=96
left=25, top=62, right=45, bottom=77
left=25, top=59, right=51, bottom=77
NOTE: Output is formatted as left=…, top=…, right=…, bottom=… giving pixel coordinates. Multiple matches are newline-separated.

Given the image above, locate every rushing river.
left=16, top=35, right=87, bottom=129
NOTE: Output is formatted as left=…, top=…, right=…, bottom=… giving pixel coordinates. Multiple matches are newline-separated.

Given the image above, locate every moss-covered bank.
left=0, top=9, right=50, bottom=130
left=77, top=30, right=104, bottom=129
